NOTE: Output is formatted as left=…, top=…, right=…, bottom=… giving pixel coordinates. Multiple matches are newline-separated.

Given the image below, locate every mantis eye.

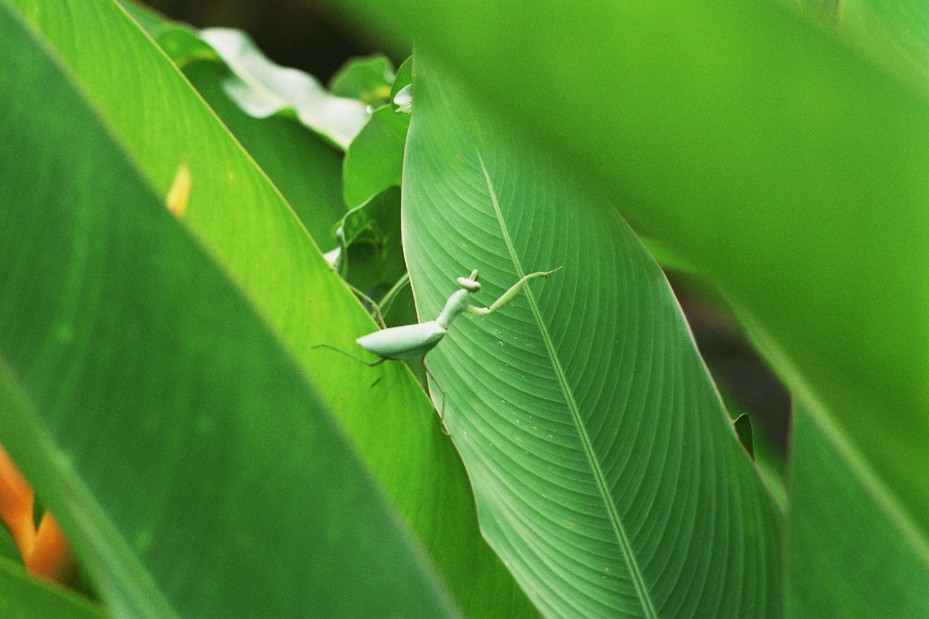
left=457, top=277, right=481, bottom=292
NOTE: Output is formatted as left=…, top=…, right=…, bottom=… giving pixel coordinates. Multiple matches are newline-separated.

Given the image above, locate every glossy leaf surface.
left=120, top=8, right=346, bottom=249
left=402, top=55, right=782, bottom=618
left=4, top=1, right=536, bottom=616
left=320, top=0, right=929, bottom=601
left=0, top=3, right=456, bottom=616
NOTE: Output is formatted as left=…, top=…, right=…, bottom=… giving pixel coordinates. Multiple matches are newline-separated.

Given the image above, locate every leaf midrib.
left=477, top=153, right=658, bottom=618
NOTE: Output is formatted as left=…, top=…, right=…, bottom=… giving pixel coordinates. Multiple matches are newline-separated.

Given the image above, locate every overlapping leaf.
left=780, top=5, right=929, bottom=613
left=178, top=58, right=346, bottom=245
left=319, top=0, right=929, bottom=610
left=0, top=4, right=457, bottom=615
left=403, top=55, right=782, bottom=617
left=2, top=0, right=537, bottom=616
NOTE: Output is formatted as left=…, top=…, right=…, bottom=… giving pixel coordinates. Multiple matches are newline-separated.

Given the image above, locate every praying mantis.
left=316, top=267, right=561, bottom=366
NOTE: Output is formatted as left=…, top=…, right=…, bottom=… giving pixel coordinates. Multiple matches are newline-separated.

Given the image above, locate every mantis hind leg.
left=312, top=344, right=388, bottom=367
left=421, top=358, right=449, bottom=435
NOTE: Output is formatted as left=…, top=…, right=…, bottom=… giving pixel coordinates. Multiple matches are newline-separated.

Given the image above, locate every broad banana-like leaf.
left=321, top=0, right=929, bottom=605
left=3, top=0, right=536, bottom=616
left=402, top=55, right=782, bottom=618
left=0, top=4, right=457, bottom=615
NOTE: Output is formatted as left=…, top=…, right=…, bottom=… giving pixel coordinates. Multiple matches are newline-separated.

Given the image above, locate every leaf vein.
left=476, top=152, right=658, bottom=618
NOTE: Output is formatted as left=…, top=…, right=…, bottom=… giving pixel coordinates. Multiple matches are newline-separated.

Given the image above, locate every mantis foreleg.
left=466, top=268, right=561, bottom=316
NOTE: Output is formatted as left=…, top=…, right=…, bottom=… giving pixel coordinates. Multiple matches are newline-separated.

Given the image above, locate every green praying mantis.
left=316, top=267, right=561, bottom=366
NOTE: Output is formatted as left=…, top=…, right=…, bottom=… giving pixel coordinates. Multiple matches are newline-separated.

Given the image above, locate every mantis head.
left=456, top=269, right=481, bottom=293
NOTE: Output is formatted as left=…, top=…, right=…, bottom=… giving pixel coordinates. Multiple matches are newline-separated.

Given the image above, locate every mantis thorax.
left=436, top=272, right=481, bottom=329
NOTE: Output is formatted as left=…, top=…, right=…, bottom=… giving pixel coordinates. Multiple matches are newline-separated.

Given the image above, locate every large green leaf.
left=783, top=5, right=929, bottom=612
left=5, top=1, right=540, bottom=616
left=120, top=6, right=413, bottom=326
left=323, top=0, right=929, bottom=590
left=403, top=54, right=782, bottom=617
left=0, top=3, right=458, bottom=616
left=129, top=8, right=411, bottom=311
left=786, top=403, right=929, bottom=617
